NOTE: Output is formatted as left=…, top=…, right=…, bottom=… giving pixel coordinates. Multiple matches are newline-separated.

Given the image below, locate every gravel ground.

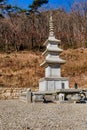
left=0, top=100, right=87, bottom=130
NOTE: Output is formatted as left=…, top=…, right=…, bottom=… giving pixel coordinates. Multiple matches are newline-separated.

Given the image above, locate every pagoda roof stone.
left=40, top=57, right=66, bottom=66
left=46, top=57, right=66, bottom=63
left=44, top=36, right=61, bottom=46
left=42, top=47, right=63, bottom=55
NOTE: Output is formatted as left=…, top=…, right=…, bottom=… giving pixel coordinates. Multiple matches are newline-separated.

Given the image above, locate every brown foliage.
left=0, top=49, right=87, bottom=89
left=0, top=1, right=87, bottom=51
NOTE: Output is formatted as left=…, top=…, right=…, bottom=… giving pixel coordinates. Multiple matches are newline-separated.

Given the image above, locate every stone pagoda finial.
left=49, top=12, right=55, bottom=37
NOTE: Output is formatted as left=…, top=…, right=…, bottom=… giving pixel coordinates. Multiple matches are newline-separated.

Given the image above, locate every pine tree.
left=0, top=0, right=22, bottom=18
left=0, top=0, right=7, bottom=8
left=29, top=0, right=48, bottom=12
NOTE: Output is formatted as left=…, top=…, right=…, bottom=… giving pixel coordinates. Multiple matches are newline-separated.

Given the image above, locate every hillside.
left=0, top=6, right=87, bottom=51
left=0, top=48, right=87, bottom=90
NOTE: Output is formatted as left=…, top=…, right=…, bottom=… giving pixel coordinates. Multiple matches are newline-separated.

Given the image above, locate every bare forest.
left=0, top=1, right=87, bottom=52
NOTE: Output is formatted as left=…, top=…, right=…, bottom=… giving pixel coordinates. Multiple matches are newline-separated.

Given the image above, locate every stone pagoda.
left=39, top=14, right=69, bottom=91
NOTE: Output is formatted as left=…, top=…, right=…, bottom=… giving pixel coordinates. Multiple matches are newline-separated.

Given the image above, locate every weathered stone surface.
left=0, top=88, right=27, bottom=99
left=39, top=78, right=69, bottom=91
left=26, top=88, right=32, bottom=103
left=71, top=94, right=81, bottom=102
left=59, top=93, right=65, bottom=101
left=32, top=95, right=43, bottom=102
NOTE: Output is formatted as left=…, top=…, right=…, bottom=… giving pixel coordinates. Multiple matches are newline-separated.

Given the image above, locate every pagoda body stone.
left=39, top=15, right=69, bottom=91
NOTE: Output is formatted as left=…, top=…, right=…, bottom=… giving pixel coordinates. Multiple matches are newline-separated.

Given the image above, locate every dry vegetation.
left=0, top=51, right=44, bottom=90
left=61, top=48, right=87, bottom=88
left=0, top=48, right=87, bottom=90
left=0, top=1, right=87, bottom=51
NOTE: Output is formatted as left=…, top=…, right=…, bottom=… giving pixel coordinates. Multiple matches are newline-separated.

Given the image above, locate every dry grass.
left=0, top=51, right=44, bottom=90
left=61, top=48, right=87, bottom=88
left=0, top=48, right=87, bottom=90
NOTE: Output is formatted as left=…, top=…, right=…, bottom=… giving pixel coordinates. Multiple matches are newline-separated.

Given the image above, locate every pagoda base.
left=39, top=77, right=69, bottom=92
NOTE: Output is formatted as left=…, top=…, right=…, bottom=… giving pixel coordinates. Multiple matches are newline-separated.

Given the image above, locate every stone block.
left=39, top=77, right=69, bottom=91
left=32, top=94, right=43, bottom=103
left=26, top=88, right=32, bottom=103
left=59, top=93, right=65, bottom=102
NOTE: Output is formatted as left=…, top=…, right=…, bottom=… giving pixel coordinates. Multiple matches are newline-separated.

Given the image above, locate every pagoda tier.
left=39, top=14, right=69, bottom=91
left=41, top=37, right=65, bottom=67
left=42, top=40, right=63, bottom=56
left=44, top=37, right=61, bottom=46
left=40, top=58, right=65, bottom=67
